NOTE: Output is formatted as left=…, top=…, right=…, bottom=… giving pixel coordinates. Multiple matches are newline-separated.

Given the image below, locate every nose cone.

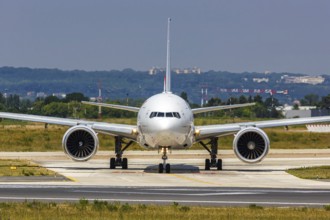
left=150, top=119, right=187, bottom=147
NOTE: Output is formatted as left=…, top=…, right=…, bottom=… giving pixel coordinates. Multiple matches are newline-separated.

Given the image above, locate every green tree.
left=42, top=102, right=69, bottom=117
left=253, top=95, right=263, bottom=104
left=6, top=94, right=20, bottom=112
left=239, top=95, right=247, bottom=104
left=180, top=92, right=188, bottom=103
left=30, top=100, right=45, bottom=115
left=320, top=94, right=330, bottom=109
left=293, top=103, right=300, bottom=110
left=64, top=93, right=89, bottom=103
left=44, top=95, right=61, bottom=105
left=301, top=94, right=319, bottom=106
left=264, top=97, right=280, bottom=108
left=206, top=97, right=222, bottom=106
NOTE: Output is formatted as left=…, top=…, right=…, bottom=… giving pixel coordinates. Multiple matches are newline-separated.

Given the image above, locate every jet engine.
left=233, top=127, right=270, bottom=163
left=62, top=125, right=99, bottom=161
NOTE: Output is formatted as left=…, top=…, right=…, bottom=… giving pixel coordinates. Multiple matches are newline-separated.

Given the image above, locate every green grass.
left=0, top=119, right=330, bottom=152
left=287, top=166, right=330, bottom=179
left=1, top=200, right=330, bottom=220
left=0, top=159, right=57, bottom=177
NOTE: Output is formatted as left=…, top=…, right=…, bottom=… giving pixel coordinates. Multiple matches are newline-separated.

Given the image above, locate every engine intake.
left=62, top=125, right=99, bottom=161
left=233, top=127, right=270, bottom=163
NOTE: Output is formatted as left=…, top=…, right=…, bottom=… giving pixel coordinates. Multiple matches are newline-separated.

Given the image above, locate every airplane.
left=1, top=18, right=330, bottom=173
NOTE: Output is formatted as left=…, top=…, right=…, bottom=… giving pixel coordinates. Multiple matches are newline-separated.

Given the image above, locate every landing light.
left=132, top=129, right=139, bottom=135
left=194, top=130, right=200, bottom=136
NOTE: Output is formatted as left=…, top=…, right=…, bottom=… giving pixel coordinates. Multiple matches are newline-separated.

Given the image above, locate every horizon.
left=0, top=65, right=326, bottom=76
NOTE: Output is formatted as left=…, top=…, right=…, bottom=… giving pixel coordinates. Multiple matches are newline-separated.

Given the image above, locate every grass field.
left=0, top=159, right=57, bottom=177
left=0, top=118, right=329, bottom=152
left=287, top=166, right=330, bottom=180
left=1, top=200, right=330, bottom=220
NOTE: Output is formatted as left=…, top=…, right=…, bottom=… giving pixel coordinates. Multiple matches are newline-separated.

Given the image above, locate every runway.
left=1, top=149, right=330, bottom=207
left=0, top=185, right=329, bottom=207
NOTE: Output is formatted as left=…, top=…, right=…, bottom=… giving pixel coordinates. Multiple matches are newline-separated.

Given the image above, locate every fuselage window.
left=166, top=112, right=173, bottom=117
left=157, top=112, right=165, bottom=117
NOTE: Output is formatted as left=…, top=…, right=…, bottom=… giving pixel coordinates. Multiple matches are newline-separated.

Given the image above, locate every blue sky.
left=0, top=0, right=329, bottom=75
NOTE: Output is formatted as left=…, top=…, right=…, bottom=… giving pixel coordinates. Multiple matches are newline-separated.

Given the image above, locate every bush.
left=248, top=204, right=263, bottom=210
left=324, top=205, right=330, bottom=211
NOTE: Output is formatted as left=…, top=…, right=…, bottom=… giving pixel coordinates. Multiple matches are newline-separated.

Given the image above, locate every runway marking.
left=169, top=173, right=222, bottom=186
left=0, top=196, right=329, bottom=207
left=72, top=190, right=262, bottom=196
left=64, top=175, right=78, bottom=182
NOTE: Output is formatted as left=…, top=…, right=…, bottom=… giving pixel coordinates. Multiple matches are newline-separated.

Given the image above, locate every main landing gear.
left=110, top=136, right=133, bottom=169
left=158, top=147, right=171, bottom=173
left=199, top=137, right=222, bottom=171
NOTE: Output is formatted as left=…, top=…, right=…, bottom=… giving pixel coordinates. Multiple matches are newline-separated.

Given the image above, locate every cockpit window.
left=166, top=112, right=173, bottom=117
left=150, top=112, right=181, bottom=119
left=157, top=112, right=165, bottom=117
left=149, top=112, right=157, bottom=118
left=173, top=112, right=181, bottom=119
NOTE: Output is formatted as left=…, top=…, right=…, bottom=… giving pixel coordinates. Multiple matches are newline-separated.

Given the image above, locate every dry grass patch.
left=287, top=166, right=330, bottom=179
left=1, top=200, right=330, bottom=220
left=0, top=159, right=57, bottom=177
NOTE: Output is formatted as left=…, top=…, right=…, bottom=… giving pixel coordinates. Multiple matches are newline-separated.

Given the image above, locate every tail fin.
left=164, top=18, right=171, bottom=93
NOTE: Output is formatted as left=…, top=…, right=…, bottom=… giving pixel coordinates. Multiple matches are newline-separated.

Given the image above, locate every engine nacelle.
left=233, top=127, right=270, bottom=163
left=62, top=125, right=99, bottom=161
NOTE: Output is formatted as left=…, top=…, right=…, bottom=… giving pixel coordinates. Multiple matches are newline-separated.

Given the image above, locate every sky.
left=0, top=0, right=329, bottom=75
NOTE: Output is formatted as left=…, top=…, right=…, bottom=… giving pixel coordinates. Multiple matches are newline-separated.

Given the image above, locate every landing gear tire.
left=200, top=138, right=223, bottom=171
left=158, top=163, right=164, bottom=173
left=217, top=159, right=222, bottom=170
left=165, top=164, right=171, bottom=173
left=122, top=158, right=128, bottom=169
left=110, top=136, right=133, bottom=170
left=110, top=158, right=116, bottom=169
left=205, top=159, right=210, bottom=170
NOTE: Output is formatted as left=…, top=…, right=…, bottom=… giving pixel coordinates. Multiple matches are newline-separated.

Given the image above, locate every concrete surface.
left=0, top=149, right=330, bottom=189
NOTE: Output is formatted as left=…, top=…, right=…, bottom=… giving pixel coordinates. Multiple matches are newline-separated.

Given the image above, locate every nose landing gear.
left=158, top=147, right=171, bottom=173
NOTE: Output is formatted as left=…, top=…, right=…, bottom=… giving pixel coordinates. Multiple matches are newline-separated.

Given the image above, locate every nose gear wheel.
left=158, top=147, right=171, bottom=173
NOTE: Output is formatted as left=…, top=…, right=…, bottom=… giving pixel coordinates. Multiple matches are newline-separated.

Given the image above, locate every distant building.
left=36, top=92, right=47, bottom=98
left=253, top=78, right=269, bottom=83
left=281, top=75, right=325, bottom=85
left=52, top=93, right=66, bottom=99
left=26, top=91, right=36, bottom=97
left=278, top=105, right=329, bottom=118
left=174, top=67, right=202, bottom=74
left=149, top=67, right=202, bottom=75
left=149, top=67, right=165, bottom=75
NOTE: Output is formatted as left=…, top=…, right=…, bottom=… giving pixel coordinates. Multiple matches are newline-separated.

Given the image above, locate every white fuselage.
left=137, top=93, right=195, bottom=149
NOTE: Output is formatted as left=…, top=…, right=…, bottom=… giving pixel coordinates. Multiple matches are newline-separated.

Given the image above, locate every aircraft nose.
left=151, top=120, right=186, bottom=146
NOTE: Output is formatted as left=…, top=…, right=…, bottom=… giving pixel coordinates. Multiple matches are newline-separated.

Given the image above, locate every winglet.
left=165, top=18, right=172, bottom=93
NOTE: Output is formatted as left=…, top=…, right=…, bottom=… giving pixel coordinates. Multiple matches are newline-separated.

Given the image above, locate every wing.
left=192, top=103, right=255, bottom=114
left=82, top=101, right=140, bottom=112
left=195, top=116, right=330, bottom=140
left=0, top=112, right=137, bottom=140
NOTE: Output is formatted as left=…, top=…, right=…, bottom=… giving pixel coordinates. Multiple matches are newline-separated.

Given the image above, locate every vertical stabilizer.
left=165, top=18, right=171, bottom=93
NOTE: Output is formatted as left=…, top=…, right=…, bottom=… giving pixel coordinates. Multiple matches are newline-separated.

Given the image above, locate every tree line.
left=181, top=92, right=281, bottom=118
left=0, top=92, right=329, bottom=119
